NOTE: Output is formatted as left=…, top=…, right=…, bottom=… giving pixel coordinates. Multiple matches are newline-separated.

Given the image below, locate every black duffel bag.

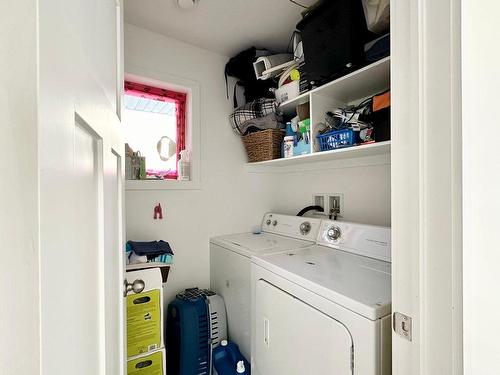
left=225, top=47, right=276, bottom=108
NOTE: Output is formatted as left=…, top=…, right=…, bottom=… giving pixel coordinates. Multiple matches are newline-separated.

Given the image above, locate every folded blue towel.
left=127, top=240, right=174, bottom=260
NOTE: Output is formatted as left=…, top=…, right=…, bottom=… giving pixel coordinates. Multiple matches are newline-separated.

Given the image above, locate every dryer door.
left=254, top=279, right=353, bottom=375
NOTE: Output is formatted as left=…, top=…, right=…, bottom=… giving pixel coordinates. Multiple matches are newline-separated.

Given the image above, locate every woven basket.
left=241, top=129, right=284, bottom=163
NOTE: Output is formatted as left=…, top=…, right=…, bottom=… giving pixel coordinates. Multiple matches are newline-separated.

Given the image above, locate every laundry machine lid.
left=252, top=245, right=392, bottom=320
left=210, top=232, right=313, bottom=258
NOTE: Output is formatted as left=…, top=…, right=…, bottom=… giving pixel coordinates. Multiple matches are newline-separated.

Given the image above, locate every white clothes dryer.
left=210, top=213, right=322, bottom=360
left=251, top=220, right=392, bottom=375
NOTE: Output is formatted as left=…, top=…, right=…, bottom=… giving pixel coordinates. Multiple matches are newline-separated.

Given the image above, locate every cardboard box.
left=126, top=268, right=164, bottom=358
left=126, top=262, right=170, bottom=284
left=127, top=349, right=166, bottom=375
left=296, top=102, right=310, bottom=121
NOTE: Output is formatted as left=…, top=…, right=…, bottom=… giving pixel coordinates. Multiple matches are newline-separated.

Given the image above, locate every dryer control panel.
left=261, top=213, right=321, bottom=242
left=318, top=220, right=391, bottom=262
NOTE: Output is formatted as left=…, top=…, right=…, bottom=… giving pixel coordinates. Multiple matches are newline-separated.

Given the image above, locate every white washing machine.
left=251, top=220, right=392, bottom=375
left=210, top=213, right=322, bottom=360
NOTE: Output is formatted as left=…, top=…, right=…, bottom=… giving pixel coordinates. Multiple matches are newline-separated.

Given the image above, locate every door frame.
left=391, top=0, right=463, bottom=373
left=461, top=0, right=500, bottom=373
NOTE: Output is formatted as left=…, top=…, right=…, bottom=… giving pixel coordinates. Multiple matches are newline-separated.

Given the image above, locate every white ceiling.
left=124, top=0, right=318, bottom=57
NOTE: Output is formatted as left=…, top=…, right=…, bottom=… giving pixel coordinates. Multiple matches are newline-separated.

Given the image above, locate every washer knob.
left=272, top=220, right=278, bottom=226
left=266, top=219, right=272, bottom=225
left=300, top=222, right=311, bottom=235
left=327, top=226, right=342, bottom=241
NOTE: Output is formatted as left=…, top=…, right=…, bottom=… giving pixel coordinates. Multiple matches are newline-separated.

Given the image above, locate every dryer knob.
left=266, top=219, right=272, bottom=225
left=300, top=222, right=311, bottom=235
left=272, top=220, right=278, bottom=226
left=327, top=226, right=342, bottom=241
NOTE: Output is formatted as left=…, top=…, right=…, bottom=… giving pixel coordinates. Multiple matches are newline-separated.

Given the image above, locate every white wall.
left=124, top=24, right=392, bottom=304
left=264, top=159, right=391, bottom=226
left=0, top=1, right=39, bottom=374
left=462, top=0, right=500, bottom=373
left=124, top=24, right=276, bottom=303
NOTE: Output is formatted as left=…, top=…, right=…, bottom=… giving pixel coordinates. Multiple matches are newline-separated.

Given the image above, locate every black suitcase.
left=297, top=0, right=374, bottom=86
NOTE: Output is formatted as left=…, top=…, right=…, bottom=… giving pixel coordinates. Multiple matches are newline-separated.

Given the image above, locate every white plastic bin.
left=274, top=81, right=300, bottom=104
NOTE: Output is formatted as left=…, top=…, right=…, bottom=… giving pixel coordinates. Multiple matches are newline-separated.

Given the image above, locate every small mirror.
left=157, top=136, right=177, bottom=162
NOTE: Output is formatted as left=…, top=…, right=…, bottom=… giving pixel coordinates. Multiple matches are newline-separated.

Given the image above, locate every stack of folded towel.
left=229, top=98, right=284, bottom=135
left=126, top=240, right=174, bottom=265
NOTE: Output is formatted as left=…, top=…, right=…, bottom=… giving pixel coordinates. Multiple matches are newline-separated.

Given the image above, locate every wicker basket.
left=241, top=129, right=284, bottom=163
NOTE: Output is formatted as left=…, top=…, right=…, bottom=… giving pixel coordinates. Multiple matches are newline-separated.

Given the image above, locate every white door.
left=38, top=0, right=125, bottom=374
left=254, top=280, right=353, bottom=375
left=391, top=0, right=462, bottom=373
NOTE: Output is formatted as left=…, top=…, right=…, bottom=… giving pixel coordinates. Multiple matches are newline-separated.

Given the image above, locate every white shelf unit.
left=246, top=141, right=390, bottom=167
left=249, top=57, right=391, bottom=166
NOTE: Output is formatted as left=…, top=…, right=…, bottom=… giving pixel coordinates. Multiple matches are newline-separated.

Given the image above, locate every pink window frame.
left=124, top=81, right=187, bottom=180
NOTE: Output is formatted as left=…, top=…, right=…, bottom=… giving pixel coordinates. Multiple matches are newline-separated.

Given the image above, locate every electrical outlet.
left=313, top=194, right=325, bottom=210
left=313, top=193, right=344, bottom=219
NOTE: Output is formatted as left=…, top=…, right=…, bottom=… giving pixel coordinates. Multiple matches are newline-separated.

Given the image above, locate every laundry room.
left=123, top=0, right=392, bottom=374
left=5, top=0, right=472, bottom=373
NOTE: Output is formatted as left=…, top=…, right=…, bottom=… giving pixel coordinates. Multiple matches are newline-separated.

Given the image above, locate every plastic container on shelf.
left=293, top=139, right=310, bottom=156
left=283, top=136, right=295, bottom=158
left=317, top=128, right=356, bottom=151
left=293, top=118, right=311, bottom=156
left=177, top=150, right=190, bottom=181
left=275, top=80, right=300, bottom=104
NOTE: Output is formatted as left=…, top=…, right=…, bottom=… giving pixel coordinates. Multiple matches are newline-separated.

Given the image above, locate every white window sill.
left=125, top=179, right=201, bottom=191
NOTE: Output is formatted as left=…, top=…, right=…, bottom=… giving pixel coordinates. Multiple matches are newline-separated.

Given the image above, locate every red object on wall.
left=125, top=81, right=187, bottom=180
left=154, top=203, right=163, bottom=220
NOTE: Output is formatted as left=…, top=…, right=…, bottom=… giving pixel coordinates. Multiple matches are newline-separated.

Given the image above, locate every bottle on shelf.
left=177, top=149, right=190, bottom=181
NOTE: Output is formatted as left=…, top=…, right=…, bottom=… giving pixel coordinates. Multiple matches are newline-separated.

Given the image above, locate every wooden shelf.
left=245, top=141, right=391, bottom=167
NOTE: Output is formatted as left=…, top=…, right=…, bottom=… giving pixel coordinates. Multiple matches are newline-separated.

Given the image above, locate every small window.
left=124, top=81, right=187, bottom=180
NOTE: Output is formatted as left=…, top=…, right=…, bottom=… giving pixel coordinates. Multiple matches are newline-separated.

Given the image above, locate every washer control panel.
left=261, top=213, right=321, bottom=241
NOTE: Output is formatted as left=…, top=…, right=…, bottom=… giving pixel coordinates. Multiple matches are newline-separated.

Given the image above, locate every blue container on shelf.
left=293, top=139, right=310, bottom=156
left=317, top=128, right=355, bottom=151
